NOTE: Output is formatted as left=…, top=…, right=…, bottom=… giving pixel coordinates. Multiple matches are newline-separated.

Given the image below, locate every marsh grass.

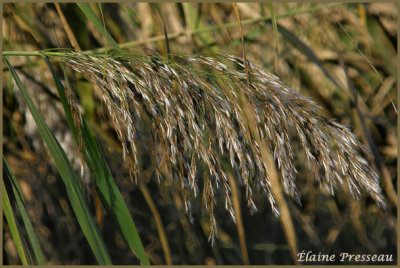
left=57, top=50, right=385, bottom=241
left=3, top=2, right=397, bottom=265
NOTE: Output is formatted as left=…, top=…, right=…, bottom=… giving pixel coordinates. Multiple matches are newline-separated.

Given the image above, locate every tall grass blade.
left=183, top=3, right=215, bottom=48
left=44, top=57, right=150, bottom=265
left=275, top=23, right=343, bottom=92
left=268, top=3, right=279, bottom=72
left=139, top=183, right=171, bottom=264
left=5, top=57, right=112, bottom=265
left=227, top=173, right=249, bottom=264
left=4, top=158, right=46, bottom=265
left=153, top=3, right=171, bottom=57
left=76, top=3, right=119, bottom=49
left=3, top=166, right=32, bottom=265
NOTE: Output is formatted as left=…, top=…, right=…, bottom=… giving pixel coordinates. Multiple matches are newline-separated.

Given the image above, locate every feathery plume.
left=60, top=51, right=385, bottom=242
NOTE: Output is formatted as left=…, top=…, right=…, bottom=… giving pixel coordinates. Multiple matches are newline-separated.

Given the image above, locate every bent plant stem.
left=228, top=173, right=249, bottom=265
left=131, top=157, right=172, bottom=265
left=139, top=181, right=173, bottom=265
left=238, top=89, right=298, bottom=264
left=118, top=142, right=171, bottom=264
left=262, top=146, right=299, bottom=264
left=247, top=108, right=298, bottom=264
left=54, top=3, right=81, bottom=51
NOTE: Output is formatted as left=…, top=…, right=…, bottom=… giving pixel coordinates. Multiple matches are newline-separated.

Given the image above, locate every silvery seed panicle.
left=60, top=51, right=385, bottom=242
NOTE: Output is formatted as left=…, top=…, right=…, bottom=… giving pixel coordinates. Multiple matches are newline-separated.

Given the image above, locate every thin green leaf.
left=183, top=3, right=215, bottom=49
left=83, top=123, right=151, bottom=265
left=5, top=57, right=112, bottom=265
left=44, top=58, right=150, bottom=265
left=155, top=4, right=171, bottom=57
left=2, top=175, right=32, bottom=265
left=4, top=158, right=46, bottom=265
left=77, top=3, right=120, bottom=49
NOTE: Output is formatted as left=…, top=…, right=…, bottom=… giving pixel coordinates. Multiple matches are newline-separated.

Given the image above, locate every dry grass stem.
left=139, top=183, right=172, bottom=265
left=228, top=173, right=249, bottom=264
left=54, top=3, right=81, bottom=51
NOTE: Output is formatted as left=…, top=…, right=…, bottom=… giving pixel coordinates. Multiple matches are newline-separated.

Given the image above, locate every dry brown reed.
left=59, top=51, right=385, bottom=242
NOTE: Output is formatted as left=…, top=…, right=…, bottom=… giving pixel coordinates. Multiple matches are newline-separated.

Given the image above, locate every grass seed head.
left=61, top=51, right=385, bottom=240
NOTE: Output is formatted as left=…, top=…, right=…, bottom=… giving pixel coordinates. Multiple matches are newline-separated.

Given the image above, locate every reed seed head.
left=60, top=51, right=385, bottom=242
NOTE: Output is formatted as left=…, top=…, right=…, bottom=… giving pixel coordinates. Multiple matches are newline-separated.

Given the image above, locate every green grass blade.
left=183, top=3, right=215, bottom=50
left=82, top=123, right=151, bottom=265
left=44, top=57, right=150, bottom=265
left=5, top=57, right=112, bottom=265
left=2, top=176, right=32, bottom=265
left=4, top=158, right=46, bottom=265
left=77, top=3, right=119, bottom=49
left=152, top=3, right=170, bottom=56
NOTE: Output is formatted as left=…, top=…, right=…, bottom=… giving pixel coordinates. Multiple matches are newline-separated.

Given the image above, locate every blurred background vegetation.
left=3, top=2, right=397, bottom=265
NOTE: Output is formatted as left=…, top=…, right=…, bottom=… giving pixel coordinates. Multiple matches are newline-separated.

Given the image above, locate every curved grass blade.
left=4, top=158, right=46, bottom=265
left=274, top=23, right=343, bottom=92
left=77, top=3, right=119, bottom=49
left=139, top=183, right=171, bottom=264
left=44, top=57, right=150, bottom=265
left=153, top=3, right=171, bottom=57
left=5, top=57, right=112, bottom=265
left=2, top=177, right=32, bottom=265
left=82, top=123, right=149, bottom=266
left=268, top=3, right=279, bottom=72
